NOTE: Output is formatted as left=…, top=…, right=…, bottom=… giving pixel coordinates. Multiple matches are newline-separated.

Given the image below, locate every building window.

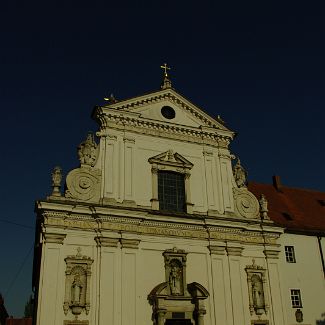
left=290, top=289, right=302, bottom=308
left=158, top=171, right=185, bottom=212
left=285, top=246, right=296, bottom=263
left=148, top=150, right=193, bottom=214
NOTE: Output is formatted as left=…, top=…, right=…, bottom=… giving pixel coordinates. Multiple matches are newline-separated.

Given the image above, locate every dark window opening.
left=290, top=289, right=302, bottom=308
left=158, top=171, right=185, bottom=212
left=282, top=212, right=293, bottom=220
left=161, top=106, right=176, bottom=119
left=285, top=246, right=296, bottom=263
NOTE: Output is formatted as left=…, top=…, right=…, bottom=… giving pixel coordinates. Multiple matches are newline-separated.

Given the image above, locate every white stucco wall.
left=278, top=233, right=325, bottom=325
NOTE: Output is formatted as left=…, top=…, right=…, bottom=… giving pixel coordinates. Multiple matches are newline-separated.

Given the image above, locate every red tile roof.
left=248, top=181, right=325, bottom=234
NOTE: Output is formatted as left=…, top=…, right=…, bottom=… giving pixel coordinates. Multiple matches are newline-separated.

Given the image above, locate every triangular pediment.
left=148, top=150, right=193, bottom=169
left=102, top=88, right=231, bottom=133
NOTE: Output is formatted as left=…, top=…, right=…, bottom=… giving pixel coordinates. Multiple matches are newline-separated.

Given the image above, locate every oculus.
left=161, top=106, right=176, bottom=119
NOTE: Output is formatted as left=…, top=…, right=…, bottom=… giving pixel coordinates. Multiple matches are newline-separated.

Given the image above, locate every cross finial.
left=160, top=63, right=172, bottom=89
left=160, top=63, right=171, bottom=78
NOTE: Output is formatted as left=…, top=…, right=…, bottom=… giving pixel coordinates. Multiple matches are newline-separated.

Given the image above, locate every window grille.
left=285, top=246, right=296, bottom=263
left=290, top=289, right=302, bottom=308
left=158, top=171, right=185, bottom=212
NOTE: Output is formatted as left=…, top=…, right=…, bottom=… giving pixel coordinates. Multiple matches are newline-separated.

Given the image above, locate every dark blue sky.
left=0, top=0, right=324, bottom=316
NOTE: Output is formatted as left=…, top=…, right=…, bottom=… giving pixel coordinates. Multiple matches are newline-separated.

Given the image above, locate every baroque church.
left=32, top=66, right=325, bottom=325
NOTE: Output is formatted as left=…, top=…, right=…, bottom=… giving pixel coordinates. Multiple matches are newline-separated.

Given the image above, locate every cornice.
left=97, top=89, right=230, bottom=132
left=94, top=110, right=233, bottom=147
left=39, top=207, right=280, bottom=246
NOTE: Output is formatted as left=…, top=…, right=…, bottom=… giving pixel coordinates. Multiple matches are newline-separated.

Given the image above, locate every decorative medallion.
left=233, top=188, right=260, bottom=219
left=65, top=168, right=101, bottom=202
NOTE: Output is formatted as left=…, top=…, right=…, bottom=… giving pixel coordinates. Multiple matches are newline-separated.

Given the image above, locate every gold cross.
left=160, top=63, right=171, bottom=77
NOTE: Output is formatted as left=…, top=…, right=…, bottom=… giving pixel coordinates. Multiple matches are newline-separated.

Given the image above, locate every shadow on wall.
left=316, top=312, right=325, bottom=325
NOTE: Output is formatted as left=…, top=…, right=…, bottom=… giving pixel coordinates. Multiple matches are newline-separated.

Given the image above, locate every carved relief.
left=77, top=133, right=98, bottom=167
left=259, top=194, right=270, bottom=220
left=233, top=158, right=247, bottom=188
left=163, top=248, right=187, bottom=296
left=64, top=133, right=101, bottom=203
left=148, top=248, right=209, bottom=325
left=245, top=260, right=269, bottom=316
left=51, top=166, right=63, bottom=196
left=233, top=188, right=260, bottom=219
left=63, top=248, right=93, bottom=318
left=65, top=168, right=101, bottom=202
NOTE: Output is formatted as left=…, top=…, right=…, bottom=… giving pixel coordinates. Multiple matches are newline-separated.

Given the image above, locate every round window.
left=161, top=106, right=176, bottom=119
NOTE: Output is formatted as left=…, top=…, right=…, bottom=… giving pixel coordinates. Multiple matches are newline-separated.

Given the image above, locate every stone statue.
left=233, top=158, right=247, bottom=188
left=77, top=133, right=98, bottom=167
left=259, top=194, right=269, bottom=220
left=71, top=274, right=83, bottom=305
left=51, top=166, right=62, bottom=196
left=169, top=265, right=181, bottom=295
left=251, top=275, right=265, bottom=312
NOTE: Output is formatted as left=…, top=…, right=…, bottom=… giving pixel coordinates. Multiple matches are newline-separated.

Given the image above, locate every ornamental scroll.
left=63, top=248, right=93, bottom=318
left=233, top=188, right=260, bottom=219
left=65, top=133, right=101, bottom=203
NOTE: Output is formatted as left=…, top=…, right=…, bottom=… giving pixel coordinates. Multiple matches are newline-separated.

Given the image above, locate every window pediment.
left=148, top=150, right=193, bottom=172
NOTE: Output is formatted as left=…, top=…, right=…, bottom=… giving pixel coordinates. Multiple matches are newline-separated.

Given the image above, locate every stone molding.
left=43, top=232, right=66, bottom=244
left=94, top=236, right=119, bottom=247
left=41, top=213, right=280, bottom=245
left=64, top=321, right=89, bottom=325
left=263, top=249, right=280, bottom=259
left=226, top=246, right=244, bottom=256
left=120, top=238, right=140, bottom=249
left=97, top=91, right=226, bottom=130
left=208, top=245, right=226, bottom=255
left=94, top=99, right=233, bottom=147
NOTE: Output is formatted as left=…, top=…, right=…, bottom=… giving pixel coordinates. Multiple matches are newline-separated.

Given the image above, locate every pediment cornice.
left=95, top=88, right=232, bottom=132
left=94, top=106, right=234, bottom=147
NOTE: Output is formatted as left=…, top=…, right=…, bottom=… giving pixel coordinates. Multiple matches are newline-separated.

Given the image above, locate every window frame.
left=148, top=150, right=193, bottom=214
left=290, top=289, right=302, bottom=308
left=285, top=246, right=296, bottom=263
left=158, top=170, right=186, bottom=212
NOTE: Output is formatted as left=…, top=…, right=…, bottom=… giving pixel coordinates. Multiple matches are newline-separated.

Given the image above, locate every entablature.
left=36, top=200, right=283, bottom=246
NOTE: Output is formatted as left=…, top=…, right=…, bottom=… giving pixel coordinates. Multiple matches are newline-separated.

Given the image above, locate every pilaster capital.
left=121, top=238, right=140, bottom=249
left=95, top=236, right=119, bottom=247
left=43, top=232, right=66, bottom=244
left=208, top=245, right=226, bottom=255
left=263, top=249, right=280, bottom=259
left=226, top=246, right=244, bottom=256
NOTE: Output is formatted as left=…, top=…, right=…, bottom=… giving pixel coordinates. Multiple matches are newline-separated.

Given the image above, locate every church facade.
left=32, top=69, right=325, bottom=325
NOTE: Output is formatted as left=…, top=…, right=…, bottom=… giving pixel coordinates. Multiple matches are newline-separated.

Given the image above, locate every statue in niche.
left=169, top=260, right=182, bottom=295
left=71, top=274, right=83, bottom=305
left=251, top=274, right=265, bottom=313
left=233, top=158, right=247, bottom=188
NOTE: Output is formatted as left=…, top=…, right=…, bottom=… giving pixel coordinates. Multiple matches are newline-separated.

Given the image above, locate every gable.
left=102, top=88, right=231, bottom=132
